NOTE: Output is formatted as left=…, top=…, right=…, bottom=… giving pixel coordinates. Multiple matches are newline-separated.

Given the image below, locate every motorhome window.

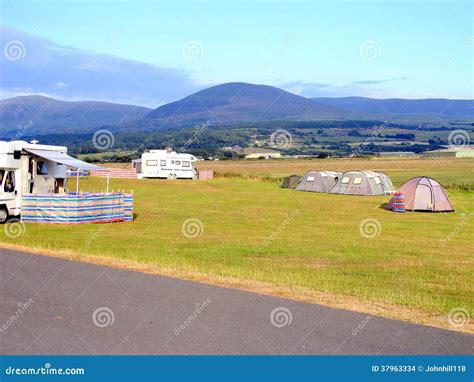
left=175, top=160, right=181, bottom=165
left=160, top=160, right=166, bottom=166
left=146, top=160, right=158, bottom=166
left=37, top=161, right=48, bottom=175
left=4, top=171, right=15, bottom=193
left=182, top=161, right=190, bottom=167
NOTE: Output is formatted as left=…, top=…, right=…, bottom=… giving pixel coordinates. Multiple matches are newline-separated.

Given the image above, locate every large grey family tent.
left=281, top=174, right=302, bottom=189
left=296, top=171, right=342, bottom=193
left=386, top=177, right=454, bottom=212
left=329, top=171, right=395, bottom=196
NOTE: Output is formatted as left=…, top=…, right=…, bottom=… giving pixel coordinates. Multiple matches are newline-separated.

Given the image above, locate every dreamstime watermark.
left=4, top=40, right=26, bottom=61
left=270, top=129, right=293, bottom=150
left=179, top=121, right=209, bottom=152
left=263, top=209, right=300, bottom=247
left=439, top=213, right=472, bottom=248
left=359, top=40, right=381, bottom=61
left=447, top=307, right=470, bottom=328
left=448, top=129, right=470, bottom=150
left=4, top=363, right=85, bottom=376
left=173, top=298, right=212, bottom=336
left=181, top=218, right=204, bottom=239
left=359, top=218, right=381, bottom=239
left=92, top=129, right=115, bottom=150
left=3, top=218, right=26, bottom=239
left=270, top=307, right=293, bottom=328
left=84, top=224, right=110, bottom=248
left=444, top=35, right=473, bottom=66
left=352, top=122, right=387, bottom=156
left=263, top=33, right=298, bottom=70
left=182, top=41, right=203, bottom=61
left=0, top=298, right=34, bottom=334
left=92, top=307, right=115, bottom=328
left=352, top=315, right=373, bottom=336
left=13, top=120, right=34, bottom=141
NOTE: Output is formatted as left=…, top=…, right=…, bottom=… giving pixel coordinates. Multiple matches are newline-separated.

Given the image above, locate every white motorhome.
left=136, top=149, right=197, bottom=179
left=0, top=140, right=101, bottom=223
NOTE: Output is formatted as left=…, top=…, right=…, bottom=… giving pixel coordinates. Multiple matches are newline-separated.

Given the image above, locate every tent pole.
left=76, top=169, right=80, bottom=194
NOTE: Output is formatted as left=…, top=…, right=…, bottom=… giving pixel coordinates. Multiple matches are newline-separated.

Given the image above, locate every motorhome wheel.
left=0, top=207, right=8, bottom=224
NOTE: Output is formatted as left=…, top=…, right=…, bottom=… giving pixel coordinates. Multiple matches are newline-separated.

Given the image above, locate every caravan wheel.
left=0, top=207, right=8, bottom=224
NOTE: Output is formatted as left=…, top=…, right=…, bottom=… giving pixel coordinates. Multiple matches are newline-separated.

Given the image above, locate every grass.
left=1, top=158, right=473, bottom=332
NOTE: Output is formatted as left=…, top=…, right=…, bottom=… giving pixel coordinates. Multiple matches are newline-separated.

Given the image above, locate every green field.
left=1, top=158, right=473, bottom=332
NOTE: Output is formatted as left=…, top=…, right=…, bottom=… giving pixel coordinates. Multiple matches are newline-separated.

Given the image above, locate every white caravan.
left=0, top=140, right=102, bottom=223
left=138, top=149, right=197, bottom=179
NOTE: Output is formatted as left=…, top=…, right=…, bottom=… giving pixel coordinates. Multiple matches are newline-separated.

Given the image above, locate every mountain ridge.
left=312, top=96, right=473, bottom=118
left=0, top=95, right=151, bottom=135
left=0, top=83, right=472, bottom=136
left=144, top=82, right=352, bottom=125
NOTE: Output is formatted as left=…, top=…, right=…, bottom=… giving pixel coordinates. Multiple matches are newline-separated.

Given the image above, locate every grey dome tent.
left=329, top=171, right=394, bottom=196
left=296, top=171, right=342, bottom=193
left=281, top=174, right=302, bottom=189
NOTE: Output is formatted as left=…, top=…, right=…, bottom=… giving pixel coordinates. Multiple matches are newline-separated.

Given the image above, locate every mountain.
left=144, top=82, right=350, bottom=126
left=0, top=95, right=151, bottom=135
left=312, top=97, right=474, bottom=119
left=1, top=88, right=472, bottom=138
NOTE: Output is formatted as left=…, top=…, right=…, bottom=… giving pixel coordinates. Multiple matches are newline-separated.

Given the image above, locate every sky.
left=0, top=0, right=472, bottom=107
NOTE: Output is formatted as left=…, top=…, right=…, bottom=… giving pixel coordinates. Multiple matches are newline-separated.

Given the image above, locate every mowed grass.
left=1, top=158, right=473, bottom=331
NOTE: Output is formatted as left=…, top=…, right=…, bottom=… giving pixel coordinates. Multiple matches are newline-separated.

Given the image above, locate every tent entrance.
left=414, top=184, right=433, bottom=210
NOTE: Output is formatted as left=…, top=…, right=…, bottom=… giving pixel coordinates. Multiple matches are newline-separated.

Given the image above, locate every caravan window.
left=160, top=160, right=166, bottom=166
left=182, top=161, right=190, bottom=167
left=4, top=171, right=15, bottom=193
left=353, top=177, right=362, bottom=185
left=146, top=160, right=158, bottom=166
left=37, top=161, right=48, bottom=175
left=175, top=160, right=181, bottom=165
left=0, top=170, right=4, bottom=185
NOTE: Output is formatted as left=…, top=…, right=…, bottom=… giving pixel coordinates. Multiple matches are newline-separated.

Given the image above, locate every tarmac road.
left=0, top=247, right=472, bottom=355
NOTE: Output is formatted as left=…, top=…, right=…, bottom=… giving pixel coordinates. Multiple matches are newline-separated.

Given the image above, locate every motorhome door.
left=0, top=169, right=21, bottom=217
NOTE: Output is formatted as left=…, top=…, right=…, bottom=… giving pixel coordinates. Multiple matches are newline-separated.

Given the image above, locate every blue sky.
left=1, top=0, right=472, bottom=107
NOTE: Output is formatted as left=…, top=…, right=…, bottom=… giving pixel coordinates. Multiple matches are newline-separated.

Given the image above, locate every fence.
left=90, top=168, right=137, bottom=179
left=21, top=193, right=134, bottom=224
left=198, top=170, right=214, bottom=180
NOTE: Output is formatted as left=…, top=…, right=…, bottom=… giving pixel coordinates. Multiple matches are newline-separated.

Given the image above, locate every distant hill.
left=144, top=82, right=350, bottom=126
left=1, top=89, right=472, bottom=138
left=312, top=97, right=474, bottom=119
left=0, top=95, right=151, bottom=135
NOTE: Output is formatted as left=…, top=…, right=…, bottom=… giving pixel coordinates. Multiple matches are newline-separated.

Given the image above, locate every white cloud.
left=55, top=81, right=69, bottom=88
